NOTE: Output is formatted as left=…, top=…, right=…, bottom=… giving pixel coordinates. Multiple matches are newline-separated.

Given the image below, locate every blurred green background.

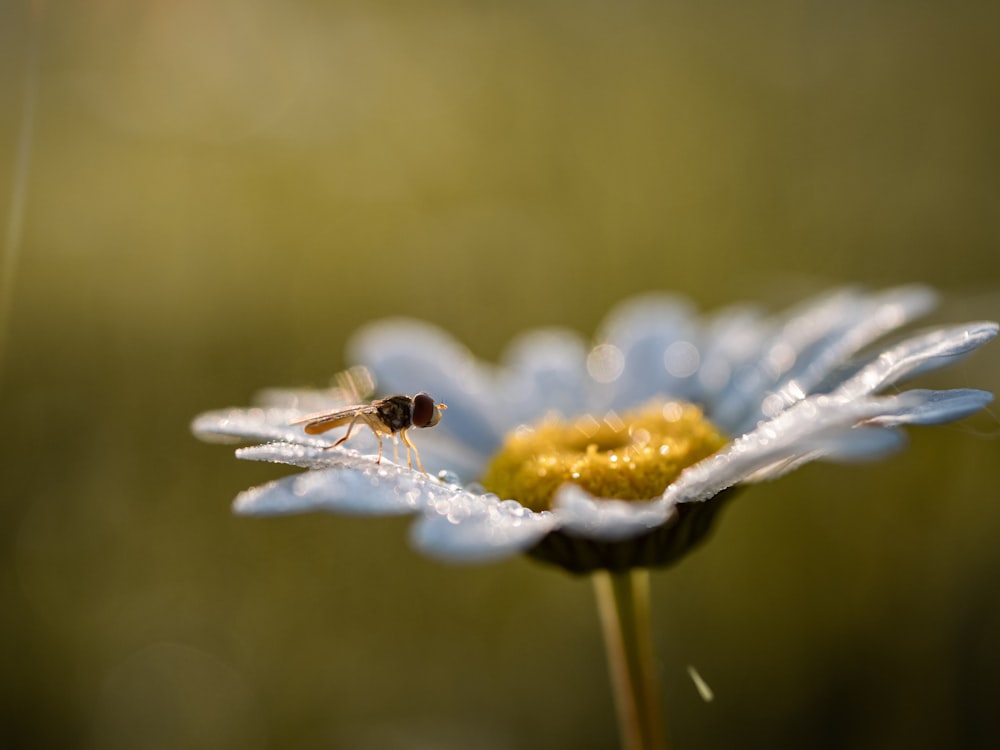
left=2, top=1, right=999, bottom=748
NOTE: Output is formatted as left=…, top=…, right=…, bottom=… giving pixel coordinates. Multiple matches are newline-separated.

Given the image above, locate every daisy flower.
left=193, top=285, right=995, bottom=750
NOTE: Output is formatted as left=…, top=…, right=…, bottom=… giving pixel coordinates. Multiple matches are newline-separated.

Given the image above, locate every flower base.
left=529, top=489, right=739, bottom=574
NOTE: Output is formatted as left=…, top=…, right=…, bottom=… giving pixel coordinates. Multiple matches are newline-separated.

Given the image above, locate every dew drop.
left=437, top=470, right=461, bottom=486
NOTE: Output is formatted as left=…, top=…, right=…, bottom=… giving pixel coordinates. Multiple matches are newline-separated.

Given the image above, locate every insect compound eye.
left=411, top=392, right=437, bottom=427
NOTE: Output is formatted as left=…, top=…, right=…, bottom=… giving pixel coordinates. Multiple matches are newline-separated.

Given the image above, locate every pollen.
left=481, top=401, right=728, bottom=513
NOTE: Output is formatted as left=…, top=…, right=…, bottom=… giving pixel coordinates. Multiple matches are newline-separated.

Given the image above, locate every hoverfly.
left=291, top=392, right=447, bottom=474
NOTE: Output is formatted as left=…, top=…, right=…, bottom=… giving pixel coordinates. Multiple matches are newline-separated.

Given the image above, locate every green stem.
left=593, top=568, right=667, bottom=750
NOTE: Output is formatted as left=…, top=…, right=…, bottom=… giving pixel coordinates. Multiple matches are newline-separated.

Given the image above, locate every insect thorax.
left=375, top=395, right=414, bottom=433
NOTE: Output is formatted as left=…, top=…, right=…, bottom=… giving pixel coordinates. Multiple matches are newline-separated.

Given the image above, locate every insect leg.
left=399, top=429, right=425, bottom=474
left=356, top=413, right=385, bottom=463
left=328, top=415, right=361, bottom=449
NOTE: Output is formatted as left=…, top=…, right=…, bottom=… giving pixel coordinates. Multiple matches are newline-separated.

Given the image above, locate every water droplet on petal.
left=436, top=470, right=461, bottom=486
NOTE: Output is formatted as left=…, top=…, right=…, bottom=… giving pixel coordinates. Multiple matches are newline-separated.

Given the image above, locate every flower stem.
left=593, top=568, right=667, bottom=750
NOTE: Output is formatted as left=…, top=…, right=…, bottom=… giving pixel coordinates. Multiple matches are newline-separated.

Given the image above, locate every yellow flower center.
left=481, top=400, right=728, bottom=512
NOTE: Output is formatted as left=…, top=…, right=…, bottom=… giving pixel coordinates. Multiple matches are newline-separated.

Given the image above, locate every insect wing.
left=291, top=404, right=376, bottom=435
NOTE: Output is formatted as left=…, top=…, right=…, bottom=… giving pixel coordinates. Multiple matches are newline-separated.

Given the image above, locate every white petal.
left=835, top=322, right=998, bottom=399
left=233, top=445, right=555, bottom=560
left=191, top=407, right=332, bottom=448
left=664, top=392, right=933, bottom=504
left=499, top=327, right=591, bottom=423
left=711, top=287, right=936, bottom=433
left=552, top=484, right=674, bottom=541
left=347, top=318, right=506, bottom=455
left=235, top=438, right=483, bottom=486
left=708, top=288, right=858, bottom=423
left=695, top=305, right=769, bottom=408
left=234, top=457, right=472, bottom=517
left=796, top=426, right=908, bottom=462
left=410, top=496, right=557, bottom=562
left=761, top=286, right=937, bottom=415
left=739, top=427, right=908, bottom=482
left=236, top=441, right=369, bottom=469
left=595, top=294, right=701, bottom=408
left=395, top=431, right=489, bottom=483
left=862, top=388, right=994, bottom=426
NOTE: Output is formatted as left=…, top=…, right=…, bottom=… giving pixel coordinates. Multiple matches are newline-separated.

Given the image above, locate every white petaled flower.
left=193, top=286, right=996, bottom=574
